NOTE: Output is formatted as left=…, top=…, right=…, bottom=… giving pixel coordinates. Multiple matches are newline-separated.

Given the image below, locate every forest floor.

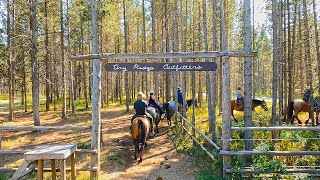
left=0, top=104, right=196, bottom=180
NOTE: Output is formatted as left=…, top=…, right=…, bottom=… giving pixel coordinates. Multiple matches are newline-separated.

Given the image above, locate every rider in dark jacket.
left=147, top=90, right=164, bottom=118
left=178, top=87, right=184, bottom=105
left=131, top=92, right=154, bottom=136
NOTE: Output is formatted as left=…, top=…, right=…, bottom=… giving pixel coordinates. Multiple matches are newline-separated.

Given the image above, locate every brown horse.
left=231, top=99, right=268, bottom=122
left=288, top=100, right=311, bottom=124
left=131, top=116, right=151, bottom=162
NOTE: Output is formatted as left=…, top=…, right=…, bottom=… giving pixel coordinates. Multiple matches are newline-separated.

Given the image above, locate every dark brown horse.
left=288, top=100, right=311, bottom=124
left=231, top=99, right=268, bottom=122
left=131, top=117, right=151, bottom=162
left=297, top=88, right=320, bottom=125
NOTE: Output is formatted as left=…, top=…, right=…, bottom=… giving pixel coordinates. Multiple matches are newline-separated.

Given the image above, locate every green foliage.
left=169, top=125, right=222, bottom=180
left=0, top=173, right=9, bottom=180
left=106, top=153, right=124, bottom=165
left=252, top=142, right=286, bottom=173
left=77, top=141, right=91, bottom=149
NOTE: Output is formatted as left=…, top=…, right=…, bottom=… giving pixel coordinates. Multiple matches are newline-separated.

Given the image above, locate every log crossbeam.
left=69, top=51, right=258, bottom=61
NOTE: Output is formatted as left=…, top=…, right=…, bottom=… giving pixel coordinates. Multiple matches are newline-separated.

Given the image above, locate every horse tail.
left=138, top=119, right=146, bottom=144
left=288, top=101, right=294, bottom=119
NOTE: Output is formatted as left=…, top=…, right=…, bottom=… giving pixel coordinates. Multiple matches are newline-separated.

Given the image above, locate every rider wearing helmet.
left=147, top=90, right=164, bottom=118
left=131, top=92, right=155, bottom=136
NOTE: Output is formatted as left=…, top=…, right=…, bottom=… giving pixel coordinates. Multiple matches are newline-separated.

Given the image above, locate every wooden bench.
left=12, top=144, right=76, bottom=180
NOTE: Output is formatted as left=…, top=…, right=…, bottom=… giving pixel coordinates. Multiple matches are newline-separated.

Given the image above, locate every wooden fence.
left=176, top=113, right=320, bottom=177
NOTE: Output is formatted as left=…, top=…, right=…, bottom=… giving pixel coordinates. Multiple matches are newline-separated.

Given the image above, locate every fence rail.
left=220, top=150, right=320, bottom=156
left=231, top=126, right=320, bottom=131
left=0, top=126, right=92, bottom=131
left=225, top=168, right=320, bottom=174
left=177, top=113, right=221, bottom=151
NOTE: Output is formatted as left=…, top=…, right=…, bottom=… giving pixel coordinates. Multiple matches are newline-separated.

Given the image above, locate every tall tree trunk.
left=244, top=0, right=253, bottom=163
left=180, top=0, right=187, bottom=118
left=152, top=0, right=158, bottom=99
left=298, top=2, right=305, bottom=95
left=60, top=0, right=66, bottom=119
left=278, top=0, right=284, bottom=124
left=197, top=1, right=202, bottom=107
left=80, top=14, right=88, bottom=110
left=54, top=44, right=57, bottom=111
left=288, top=0, right=296, bottom=116
left=142, top=0, right=148, bottom=96
left=6, top=0, right=14, bottom=121
left=271, top=0, right=278, bottom=139
left=164, top=0, right=170, bottom=102
left=283, top=0, right=289, bottom=122
left=211, top=0, right=217, bottom=141
left=313, top=0, right=320, bottom=94
left=45, top=0, right=50, bottom=111
left=30, top=0, right=40, bottom=126
left=202, top=0, right=213, bottom=133
left=66, top=0, right=75, bottom=115
left=123, top=0, right=130, bottom=112
left=303, top=0, right=314, bottom=125
left=252, top=0, right=256, bottom=98
left=22, top=52, right=27, bottom=112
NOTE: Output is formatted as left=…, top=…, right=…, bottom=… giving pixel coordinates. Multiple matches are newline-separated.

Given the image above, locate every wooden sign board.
left=105, top=62, right=217, bottom=72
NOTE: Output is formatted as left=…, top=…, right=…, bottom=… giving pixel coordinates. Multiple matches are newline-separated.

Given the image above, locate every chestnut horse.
left=131, top=117, right=151, bottom=162
left=231, top=99, right=268, bottom=122
left=288, top=100, right=311, bottom=124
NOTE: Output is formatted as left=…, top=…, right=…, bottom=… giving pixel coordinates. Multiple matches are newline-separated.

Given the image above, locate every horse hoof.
left=134, top=157, right=137, bottom=160
left=139, top=158, right=142, bottom=163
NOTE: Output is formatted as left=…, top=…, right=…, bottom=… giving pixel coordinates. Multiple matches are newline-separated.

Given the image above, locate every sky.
left=254, top=0, right=268, bottom=26
left=253, top=0, right=320, bottom=26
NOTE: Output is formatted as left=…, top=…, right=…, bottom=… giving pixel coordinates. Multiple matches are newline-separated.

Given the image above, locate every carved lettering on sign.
left=105, top=62, right=217, bottom=72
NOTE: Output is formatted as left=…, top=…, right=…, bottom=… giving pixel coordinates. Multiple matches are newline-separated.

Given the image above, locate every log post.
left=220, top=0, right=232, bottom=178
left=91, top=0, right=101, bottom=179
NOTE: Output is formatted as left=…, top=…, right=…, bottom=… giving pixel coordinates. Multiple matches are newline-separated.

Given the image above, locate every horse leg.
left=231, top=110, right=238, bottom=123
left=305, top=113, right=311, bottom=125
left=139, top=142, right=144, bottom=162
left=156, top=121, right=159, bottom=134
left=133, top=140, right=138, bottom=160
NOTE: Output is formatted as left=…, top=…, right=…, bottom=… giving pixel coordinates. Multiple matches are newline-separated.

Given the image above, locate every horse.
left=301, top=88, right=320, bottom=125
left=162, top=99, right=198, bottom=126
left=230, top=99, right=268, bottom=122
left=147, top=106, right=161, bottom=134
left=130, top=116, right=151, bottom=162
left=288, top=100, right=311, bottom=124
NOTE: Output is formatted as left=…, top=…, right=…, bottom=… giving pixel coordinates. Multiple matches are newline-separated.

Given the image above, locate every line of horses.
left=130, top=90, right=320, bottom=162
left=130, top=99, right=197, bottom=162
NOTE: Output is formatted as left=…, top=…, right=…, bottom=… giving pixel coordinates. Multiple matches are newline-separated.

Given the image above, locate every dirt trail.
left=100, top=107, right=196, bottom=180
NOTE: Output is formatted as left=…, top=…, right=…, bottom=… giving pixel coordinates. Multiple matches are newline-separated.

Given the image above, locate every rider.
left=131, top=92, right=155, bottom=136
left=178, top=87, right=184, bottom=106
left=236, top=86, right=244, bottom=106
left=147, top=90, right=164, bottom=118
